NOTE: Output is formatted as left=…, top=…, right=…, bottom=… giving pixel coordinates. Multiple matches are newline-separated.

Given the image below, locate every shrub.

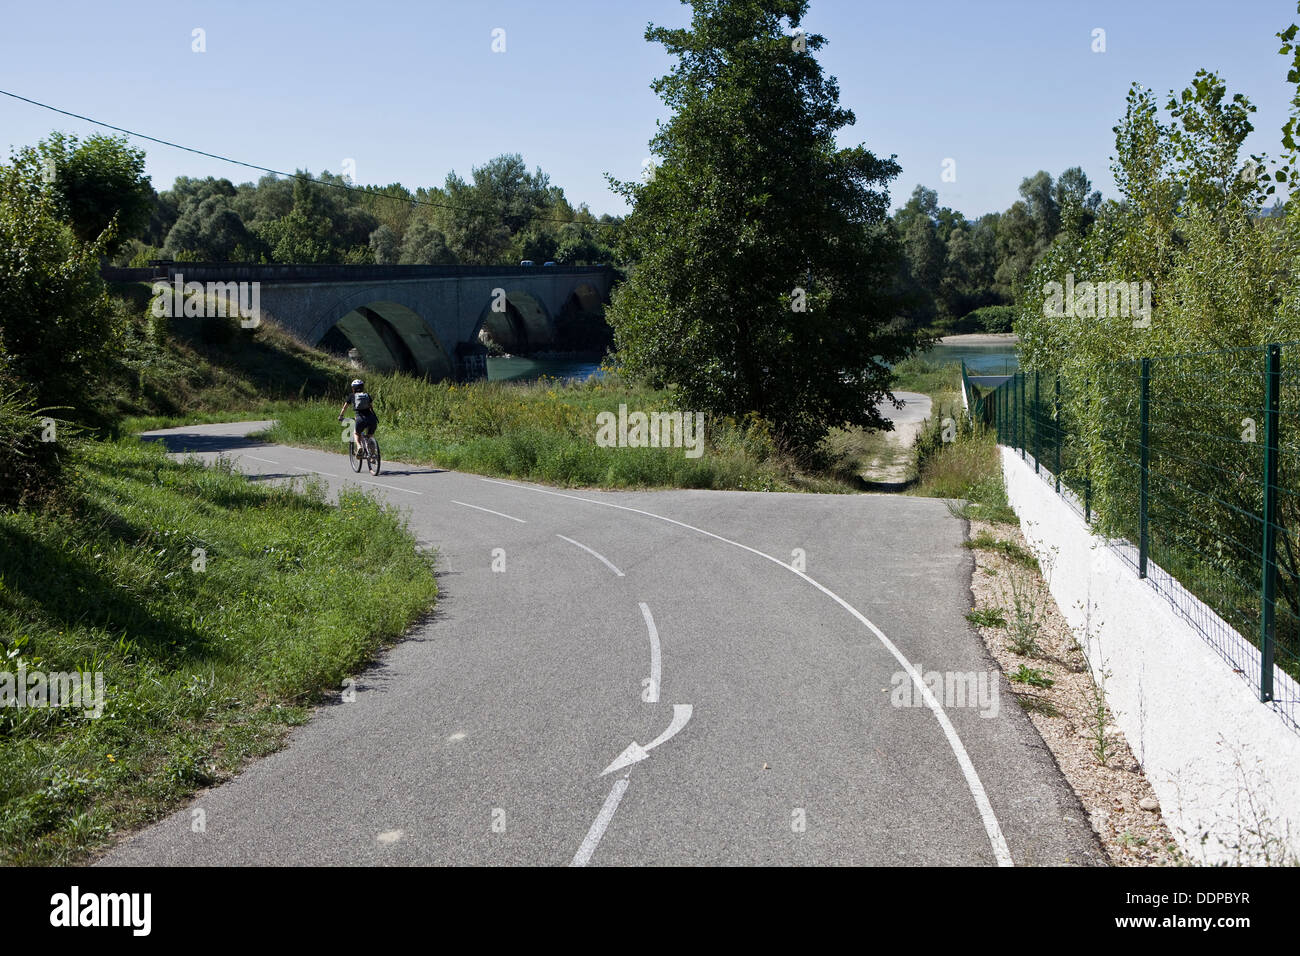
left=969, top=305, right=1017, bottom=334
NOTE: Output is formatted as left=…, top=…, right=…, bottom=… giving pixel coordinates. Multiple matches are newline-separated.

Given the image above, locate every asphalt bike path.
left=100, top=421, right=1104, bottom=866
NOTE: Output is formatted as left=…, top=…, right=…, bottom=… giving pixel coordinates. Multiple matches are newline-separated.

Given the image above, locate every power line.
left=0, top=87, right=621, bottom=229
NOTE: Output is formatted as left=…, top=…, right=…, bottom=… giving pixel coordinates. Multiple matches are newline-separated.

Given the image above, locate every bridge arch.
left=474, top=290, right=555, bottom=354
left=309, top=292, right=453, bottom=381
left=561, top=282, right=604, bottom=316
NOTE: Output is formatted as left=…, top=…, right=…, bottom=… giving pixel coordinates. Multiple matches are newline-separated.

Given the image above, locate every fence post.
left=1033, top=371, right=1041, bottom=474
left=1139, top=358, right=1150, bottom=579
left=1054, top=374, right=1062, bottom=493
left=1012, top=374, right=1018, bottom=452
left=1019, top=372, right=1026, bottom=460
left=1000, top=382, right=1005, bottom=443
left=1084, top=378, right=1092, bottom=523
left=1260, top=344, right=1281, bottom=703
left=1012, top=375, right=1018, bottom=452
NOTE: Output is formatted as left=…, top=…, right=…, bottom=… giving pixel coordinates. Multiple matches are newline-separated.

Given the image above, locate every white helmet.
left=351, top=379, right=365, bottom=389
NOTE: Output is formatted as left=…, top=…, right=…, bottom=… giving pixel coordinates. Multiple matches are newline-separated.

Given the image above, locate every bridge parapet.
left=103, top=262, right=613, bottom=284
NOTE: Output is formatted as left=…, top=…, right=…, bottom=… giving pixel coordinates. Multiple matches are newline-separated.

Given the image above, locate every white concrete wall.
left=1001, top=447, right=1300, bottom=864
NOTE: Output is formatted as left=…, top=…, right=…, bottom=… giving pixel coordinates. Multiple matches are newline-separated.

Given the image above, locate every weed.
left=966, top=607, right=1007, bottom=628
left=963, top=530, right=1039, bottom=570
left=1005, top=569, right=1048, bottom=657
left=1016, top=695, right=1060, bottom=717
left=1007, top=664, right=1055, bottom=688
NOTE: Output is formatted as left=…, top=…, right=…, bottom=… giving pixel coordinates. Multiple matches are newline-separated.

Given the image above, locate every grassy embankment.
left=904, top=358, right=1015, bottom=521
left=1, top=284, right=438, bottom=864
left=0, top=438, right=437, bottom=865
left=100, top=281, right=347, bottom=435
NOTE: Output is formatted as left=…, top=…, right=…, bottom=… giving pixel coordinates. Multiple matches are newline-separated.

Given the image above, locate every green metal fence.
left=989, top=344, right=1300, bottom=729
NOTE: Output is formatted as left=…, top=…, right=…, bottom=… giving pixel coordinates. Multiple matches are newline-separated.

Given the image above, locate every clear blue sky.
left=1, top=0, right=1296, bottom=219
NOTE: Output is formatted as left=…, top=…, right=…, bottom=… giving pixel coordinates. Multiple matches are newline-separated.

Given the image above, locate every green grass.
left=117, top=403, right=302, bottom=435
left=890, top=356, right=962, bottom=395
left=963, top=530, right=1039, bottom=570
left=100, top=283, right=922, bottom=493
left=820, top=424, right=915, bottom=484
left=260, top=370, right=857, bottom=492
left=966, top=607, right=1008, bottom=628
left=910, top=426, right=1018, bottom=524
left=1007, top=664, right=1055, bottom=688
left=0, top=437, right=438, bottom=864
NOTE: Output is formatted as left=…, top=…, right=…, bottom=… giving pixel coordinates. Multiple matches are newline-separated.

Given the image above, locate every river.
left=487, top=338, right=1018, bottom=384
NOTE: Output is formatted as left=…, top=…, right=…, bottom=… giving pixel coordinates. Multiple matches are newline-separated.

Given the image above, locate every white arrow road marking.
left=601, top=703, right=693, bottom=777
left=571, top=775, right=630, bottom=867
left=450, top=500, right=527, bottom=523
left=556, top=534, right=624, bottom=576
left=478, top=476, right=1014, bottom=867
left=640, top=602, right=661, bottom=703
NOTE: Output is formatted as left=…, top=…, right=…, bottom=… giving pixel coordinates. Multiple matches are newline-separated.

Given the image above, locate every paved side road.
left=100, top=422, right=1105, bottom=866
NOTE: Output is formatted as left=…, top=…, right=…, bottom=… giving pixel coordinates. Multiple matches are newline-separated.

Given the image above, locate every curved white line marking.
left=451, top=499, right=527, bottom=523
left=556, top=534, right=624, bottom=577
left=571, top=776, right=630, bottom=867
left=639, top=602, right=661, bottom=703
left=479, top=476, right=1014, bottom=867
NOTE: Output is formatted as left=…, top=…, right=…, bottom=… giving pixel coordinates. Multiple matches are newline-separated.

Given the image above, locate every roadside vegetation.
left=909, top=405, right=1016, bottom=523
left=0, top=439, right=437, bottom=864
left=0, top=135, right=438, bottom=865
left=262, top=367, right=857, bottom=493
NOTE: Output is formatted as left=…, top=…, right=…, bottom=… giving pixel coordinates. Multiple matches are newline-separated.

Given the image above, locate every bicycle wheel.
left=348, top=439, right=362, bottom=473
left=367, top=439, right=381, bottom=476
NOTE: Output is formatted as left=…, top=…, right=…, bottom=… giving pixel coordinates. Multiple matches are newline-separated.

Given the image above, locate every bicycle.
left=342, top=418, right=382, bottom=476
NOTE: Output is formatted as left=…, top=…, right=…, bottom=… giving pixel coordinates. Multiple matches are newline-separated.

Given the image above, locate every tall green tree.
left=399, top=218, right=456, bottom=264
left=0, top=154, right=118, bottom=413
left=13, top=133, right=153, bottom=256
left=605, top=0, right=913, bottom=454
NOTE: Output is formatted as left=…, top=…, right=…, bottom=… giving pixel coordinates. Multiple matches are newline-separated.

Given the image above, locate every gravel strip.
left=965, top=516, right=1184, bottom=866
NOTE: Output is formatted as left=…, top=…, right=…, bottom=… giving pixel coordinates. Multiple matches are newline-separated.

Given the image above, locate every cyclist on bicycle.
left=338, top=378, right=378, bottom=452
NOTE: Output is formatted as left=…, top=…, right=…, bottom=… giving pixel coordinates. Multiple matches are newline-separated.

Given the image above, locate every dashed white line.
left=291, top=465, right=340, bottom=478
left=246, top=455, right=279, bottom=465
left=571, top=776, right=630, bottom=867
left=639, top=602, right=661, bottom=703
left=478, top=475, right=1015, bottom=867
left=360, top=479, right=422, bottom=495
left=451, top=500, right=527, bottom=523
left=556, top=534, right=624, bottom=577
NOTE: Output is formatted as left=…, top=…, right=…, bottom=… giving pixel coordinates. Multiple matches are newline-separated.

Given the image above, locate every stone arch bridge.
left=105, top=262, right=615, bottom=381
